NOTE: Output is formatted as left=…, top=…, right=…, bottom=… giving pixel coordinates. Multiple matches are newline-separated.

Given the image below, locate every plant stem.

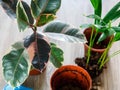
left=98, top=37, right=113, bottom=69
left=102, top=50, right=120, bottom=66
left=86, top=26, right=97, bottom=64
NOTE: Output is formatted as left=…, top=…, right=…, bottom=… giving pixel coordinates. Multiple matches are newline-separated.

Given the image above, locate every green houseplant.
left=0, top=0, right=87, bottom=89
left=75, top=0, right=120, bottom=89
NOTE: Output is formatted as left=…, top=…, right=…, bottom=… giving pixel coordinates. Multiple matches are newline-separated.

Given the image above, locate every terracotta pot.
left=84, top=28, right=113, bottom=54
left=29, top=67, right=46, bottom=75
left=29, top=69, right=41, bottom=75
left=50, top=65, right=92, bottom=90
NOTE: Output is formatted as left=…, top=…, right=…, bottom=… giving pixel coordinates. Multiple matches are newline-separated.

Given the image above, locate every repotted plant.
left=74, top=0, right=120, bottom=89
left=1, top=0, right=87, bottom=90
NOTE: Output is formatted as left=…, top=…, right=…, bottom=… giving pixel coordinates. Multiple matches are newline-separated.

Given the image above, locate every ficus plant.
left=0, top=0, right=86, bottom=88
left=81, top=1, right=120, bottom=68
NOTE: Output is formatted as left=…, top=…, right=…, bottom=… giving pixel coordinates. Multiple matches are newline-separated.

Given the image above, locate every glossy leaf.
left=2, top=47, right=30, bottom=87
left=16, top=1, right=31, bottom=31
left=22, top=1, right=34, bottom=25
left=44, top=22, right=87, bottom=43
left=31, top=0, right=61, bottom=18
left=37, top=14, right=55, bottom=26
left=102, top=2, right=120, bottom=25
left=0, top=0, right=18, bottom=18
left=31, top=0, right=61, bottom=26
left=45, top=33, right=86, bottom=43
left=24, top=33, right=51, bottom=72
left=50, top=43, right=63, bottom=68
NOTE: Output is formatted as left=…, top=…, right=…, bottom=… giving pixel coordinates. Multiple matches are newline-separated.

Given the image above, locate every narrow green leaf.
left=86, top=14, right=102, bottom=21
left=37, top=14, right=55, bottom=26
left=90, top=0, right=102, bottom=24
left=16, top=1, right=29, bottom=31
left=102, top=2, right=120, bottom=25
left=97, top=28, right=115, bottom=43
left=114, top=32, right=120, bottom=41
left=112, top=27, right=120, bottom=32
left=2, top=48, right=30, bottom=87
left=50, top=43, right=63, bottom=68
left=90, top=0, right=98, bottom=9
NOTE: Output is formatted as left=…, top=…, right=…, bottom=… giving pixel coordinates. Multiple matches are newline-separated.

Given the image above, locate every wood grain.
left=0, top=0, right=120, bottom=90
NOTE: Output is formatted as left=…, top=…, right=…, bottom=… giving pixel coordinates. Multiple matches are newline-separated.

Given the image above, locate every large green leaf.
left=50, top=43, right=63, bottom=68
left=44, top=22, right=87, bottom=43
left=16, top=1, right=33, bottom=31
left=31, top=0, right=61, bottom=26
left=24, top=33, right=51, bottom=72
left=90, top=0, right=102, bottom=24
left=2, top=45, right=30, bottom=87
left=22, top=1, right=34, bottom=25
left=102, top=2, right=120, bottom=25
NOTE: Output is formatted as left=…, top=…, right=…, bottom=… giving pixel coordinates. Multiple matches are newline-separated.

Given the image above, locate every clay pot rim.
left=83, top=27, right=114, bottom=53
left=50, top=65, right=92, bottom=90
left=84, top=43, right=106, bottom=53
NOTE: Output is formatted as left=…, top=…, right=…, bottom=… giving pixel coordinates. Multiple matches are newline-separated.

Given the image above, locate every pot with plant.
left=1, top=0, right=87, bottom=89
left=74, top=0, right=120, bottom=89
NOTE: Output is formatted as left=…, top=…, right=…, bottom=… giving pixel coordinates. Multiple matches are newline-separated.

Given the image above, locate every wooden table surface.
left=0, top=0, right=120, bottom=90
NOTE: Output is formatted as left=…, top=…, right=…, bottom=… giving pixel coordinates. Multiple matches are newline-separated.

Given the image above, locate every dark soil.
left=75, top=53, right=107, bottom=90
left=75, top=53, right=104, bottom=79
left=57, top=84, right=82, bottom=90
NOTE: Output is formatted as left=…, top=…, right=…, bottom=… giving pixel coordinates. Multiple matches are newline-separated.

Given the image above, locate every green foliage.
left=37, top=14, right=55, bottom=26
left=50, top=43, right=64, bottom=68
left=84, top=1, right=120, bottom=68
left=114, top=33, right=120, bottom=41
left=102, top=2, right=120, bottom=25
left=86, top=1, right=120, bottom=43
left=44, top=22, right=87, bottom=43
left=31, top=0, right=61, bottom=26
left=2, top=42, right=30, bottom=87
left=16, top=1, right=30, bottom=31
left=90, top=0, right=102, bottom=24
left=1, top=0, right=61, bottom=31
